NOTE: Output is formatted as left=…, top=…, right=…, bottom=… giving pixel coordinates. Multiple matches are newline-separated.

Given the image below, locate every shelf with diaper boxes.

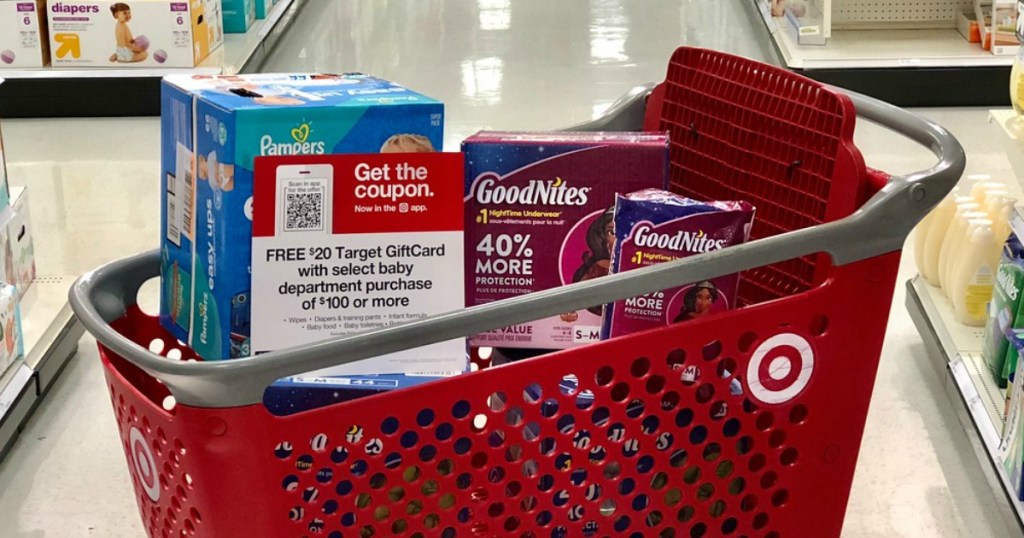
left=0, top=0, right=308, bottom=117
left=907, top=171, right=1024, bottom=534
left=752, top=0, right=1019, bottom=106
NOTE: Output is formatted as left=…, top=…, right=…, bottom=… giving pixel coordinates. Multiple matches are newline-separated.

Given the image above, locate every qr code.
left=285, top=192, right=324, bottom=231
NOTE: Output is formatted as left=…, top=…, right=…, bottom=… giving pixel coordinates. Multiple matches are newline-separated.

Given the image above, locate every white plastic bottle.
left=922, top=195, right=969, bottom=286
left=984, top=193, right=1016, bottom=243
left=972, top=180, right=1005, bottom=204
left=945, top=210, right=991, bottom=292
left=938, top=203, right=982, bottom=290
left=951, top=222, right=1000, bottom=326
left=950, top=217, right=994, bottom=296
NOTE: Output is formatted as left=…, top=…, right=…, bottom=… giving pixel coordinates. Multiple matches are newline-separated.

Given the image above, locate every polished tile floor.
left=0, top=0, right=1017, bottom=536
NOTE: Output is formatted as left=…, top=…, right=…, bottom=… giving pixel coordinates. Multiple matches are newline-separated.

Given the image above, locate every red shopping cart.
left=70, top=47, right=963, bottom=538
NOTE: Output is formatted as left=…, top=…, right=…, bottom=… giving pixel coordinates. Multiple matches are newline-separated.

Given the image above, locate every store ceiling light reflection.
left=461, top=57, right=505, bottom=105
left=478, top=0, right=510, bottom=31
left=590, top=0, right=629, bottom=64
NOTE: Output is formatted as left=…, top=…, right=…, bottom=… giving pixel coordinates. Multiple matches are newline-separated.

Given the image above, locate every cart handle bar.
left=69, top=90, right=964, bottom=408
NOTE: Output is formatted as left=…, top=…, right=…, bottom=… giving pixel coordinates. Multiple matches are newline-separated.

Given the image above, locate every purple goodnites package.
left=602, top=189, right=755, bottom=339
left=463, top=131, right=669, bottom=349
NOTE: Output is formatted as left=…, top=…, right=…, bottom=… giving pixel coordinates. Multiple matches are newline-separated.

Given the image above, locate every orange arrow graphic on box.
left=54, top=34, right=81, bottom=59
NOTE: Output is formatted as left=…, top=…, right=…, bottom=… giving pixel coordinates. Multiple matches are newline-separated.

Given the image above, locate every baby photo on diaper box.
left=48, top=0, right=223, bottom=68
left=463, top=131, right=668, bottom=350
left=602, top=189, right=755, bottom=340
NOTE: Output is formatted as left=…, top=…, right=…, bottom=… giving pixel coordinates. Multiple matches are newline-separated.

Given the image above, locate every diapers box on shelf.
left=160, top=73, right=444, bottom=360
left=7, top=186, right=34, bottom=299
left=222, top=0, right=253, bottom=33
left=463, top=131, right=669, bottom=350
left=0, top=0, right=50, bottom=68
left=602, top=190, right=754, bottom=340
left=48, top=0, right=224, bottom=68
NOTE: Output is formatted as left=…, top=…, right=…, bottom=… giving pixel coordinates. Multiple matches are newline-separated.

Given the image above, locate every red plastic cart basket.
left=70, top=47, right=963, bottom=538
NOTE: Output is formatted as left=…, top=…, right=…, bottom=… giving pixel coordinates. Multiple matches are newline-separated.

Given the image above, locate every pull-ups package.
left=462, top=131, right=669, bottom=350
left=602, top=190, right=754, bottom=339
left=160, top=73, right=443, bottom=360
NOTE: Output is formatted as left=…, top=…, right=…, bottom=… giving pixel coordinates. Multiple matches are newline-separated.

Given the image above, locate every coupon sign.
left=251, top=153, right=466, bottom=377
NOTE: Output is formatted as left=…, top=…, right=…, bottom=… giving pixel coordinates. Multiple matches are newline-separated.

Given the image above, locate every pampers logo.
left=259, top=122, right=326, bottom=156
left=632, top=224, right=727, bottom=254
left=51, top=2, right=100, bottom=14
left=474, top=176, right=590, bottom=206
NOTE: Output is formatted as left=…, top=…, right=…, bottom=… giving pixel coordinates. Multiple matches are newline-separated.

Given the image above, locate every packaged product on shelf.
left=956, top=8, right=981, bottom=43
left=0, top=0, right=49, bottom=68
left=249, top=152, right=467, bottom=376
left=159, top=73, right=444, bottom=360
left=222, top=0, right=254, bottom=33
left=0, top=281, right=20, bottom=372
left=47, top=0, right=224, bottom=68
left=0, top=98, right=9, bottom=209
left=938, top=204, right=983, bottom=290
left=7, top=186, right=34, bottom=299
left=602, top=189, right=754, bottom=340
left=263, top=373, right=451, bottom=415
left=1001, top=333, right=1024, bottom=500
left=254, top=0, right=275, bottom=20
left=983, top=237, right=1024, bottom=386
left=462, top=131, right=669, bottom=349
left=950, top=218, right=1000, bottom=326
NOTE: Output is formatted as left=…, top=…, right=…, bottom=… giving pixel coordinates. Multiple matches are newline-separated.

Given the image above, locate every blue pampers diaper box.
left=160, top=73, right=444, bottom=360
left=222, top=0, right=254, bottom=33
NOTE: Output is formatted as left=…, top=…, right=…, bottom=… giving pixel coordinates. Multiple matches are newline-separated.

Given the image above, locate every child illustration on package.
left=109, top=3, right=148, bottom=63
left=673, top=280, right=720, bottom=322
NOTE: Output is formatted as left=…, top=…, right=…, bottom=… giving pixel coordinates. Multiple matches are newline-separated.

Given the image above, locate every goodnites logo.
left=51, top=2, right=100, bottom=14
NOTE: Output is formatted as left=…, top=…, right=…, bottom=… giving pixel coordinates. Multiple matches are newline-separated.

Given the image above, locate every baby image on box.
left=109, top=3, right=148, bottom=63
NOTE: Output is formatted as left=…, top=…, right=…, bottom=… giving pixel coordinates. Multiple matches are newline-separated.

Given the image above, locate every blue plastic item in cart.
left=264, top=374, right=446, bottom=415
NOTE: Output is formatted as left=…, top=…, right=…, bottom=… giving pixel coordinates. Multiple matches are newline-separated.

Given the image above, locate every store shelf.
left=0, top=279, right=82, bottom=462
left=0, top=0, right=307, bottom=117
left=905, top=276, right=1024, bottom=535
left=749, top=0, right=1012, bottom=106
left=991, top=110, right=1024, bottom=197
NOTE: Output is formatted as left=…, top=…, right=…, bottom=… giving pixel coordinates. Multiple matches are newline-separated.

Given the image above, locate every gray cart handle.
left=69, top=89, right=964, bottom=409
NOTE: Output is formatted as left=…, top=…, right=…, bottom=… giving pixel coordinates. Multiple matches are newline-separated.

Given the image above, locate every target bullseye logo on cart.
left=746, top=333, right=815, bottom=405
left=129, top=426, right=161, bottom=503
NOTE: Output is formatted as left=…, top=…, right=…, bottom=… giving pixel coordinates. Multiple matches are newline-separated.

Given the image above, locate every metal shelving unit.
left=906, top=276, right=1024, bottom=535
left=751, top=0, right=1015, bottom=106
left=0, top=0, right=307, bottom=117
left=904, top=111, right=1024, bottom=535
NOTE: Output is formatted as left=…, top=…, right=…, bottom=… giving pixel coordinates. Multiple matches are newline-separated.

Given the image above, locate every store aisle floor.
left=0, top=1, right=1016, bottom=536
